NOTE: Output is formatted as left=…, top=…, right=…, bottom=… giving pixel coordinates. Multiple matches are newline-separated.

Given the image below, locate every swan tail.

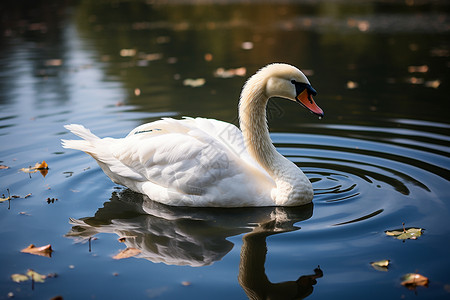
left=61, top=124, right=101, bottom=154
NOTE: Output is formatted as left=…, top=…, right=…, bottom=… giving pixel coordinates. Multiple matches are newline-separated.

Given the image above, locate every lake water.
left=0, top=1, right=449, bottom=299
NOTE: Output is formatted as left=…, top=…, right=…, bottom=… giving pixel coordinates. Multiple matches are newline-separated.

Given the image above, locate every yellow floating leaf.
left=401, top=273, right=429, bottom=289
left=113, top=247, right=141, bottom=260
left=26, top=269, right=46, bottom=283
left=20, top=167, right=38, bottom=174
left=11, top=273, right=29, bottom=283
left=0, top=196, right=11, bottom=202
left=386, top=227, right=423, bottom=240
left=0, top=189, right=11, bottom=203
left=370, top=259, right=390, bottom=271
left=21, top=244, right=53, bottom=258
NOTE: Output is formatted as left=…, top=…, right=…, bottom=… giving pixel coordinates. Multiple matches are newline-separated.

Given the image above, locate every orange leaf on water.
left=401, top=273, right=429, bottom=289
left=21, top=244, right=53, bottom=258
left=34, top=161, right=48, bottom=170
left=20, top=161, right=49, bottom=177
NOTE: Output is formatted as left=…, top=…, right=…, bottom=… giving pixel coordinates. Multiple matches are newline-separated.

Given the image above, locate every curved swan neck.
left=238, top=75, right=280, bottom=174
left=238, top=68, right=314, bottom=206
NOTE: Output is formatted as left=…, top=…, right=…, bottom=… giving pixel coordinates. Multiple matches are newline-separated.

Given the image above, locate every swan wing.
left=111, top=118, right=274, bottom=206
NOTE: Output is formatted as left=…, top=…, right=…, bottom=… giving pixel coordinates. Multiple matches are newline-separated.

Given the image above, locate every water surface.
left=0, top=1, right=449, bottom=299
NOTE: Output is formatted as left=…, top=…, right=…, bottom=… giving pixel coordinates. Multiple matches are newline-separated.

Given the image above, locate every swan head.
left=262, top=63, right=324, bottom=117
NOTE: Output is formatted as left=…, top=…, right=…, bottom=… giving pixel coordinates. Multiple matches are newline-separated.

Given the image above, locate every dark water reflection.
left=67, top=190, right=321, bottom=299
left=1, top=0, right=450, bottom=299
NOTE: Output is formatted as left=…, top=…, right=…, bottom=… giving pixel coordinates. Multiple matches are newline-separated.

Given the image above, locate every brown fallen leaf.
left=113, top=247, right=141, bottom=260
left=34, top=161, right=48, bottom=170
left=20, top=161, right=49, bottom=177
left=0, top=164, right=9, bottom=169
left=21, top=244, right=53, bottom=258
left=401, top=273, right=429, bottom=289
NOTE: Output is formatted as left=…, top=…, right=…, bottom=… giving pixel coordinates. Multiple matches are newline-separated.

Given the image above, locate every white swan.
left=62, top=63, right=323, bottom=207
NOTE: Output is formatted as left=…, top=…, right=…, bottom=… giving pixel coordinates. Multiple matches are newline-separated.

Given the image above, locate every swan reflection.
left=66, top=190, right=322, bottom=297
left=239, top=219, right=323, bottom=299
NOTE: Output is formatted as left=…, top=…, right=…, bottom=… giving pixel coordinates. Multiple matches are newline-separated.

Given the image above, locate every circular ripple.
left=273, top=120, right=450, bottom=228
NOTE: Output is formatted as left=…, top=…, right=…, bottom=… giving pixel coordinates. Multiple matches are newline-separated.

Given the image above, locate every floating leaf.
left=35, top=161, right=48, bottom=170
left=120, top=49, right=136, bottom=57
left=21, top=244, right=53, bottom=258
left=20, top=161, right=49, bottom=177
left=118, top=236, right=136, bottom=243
left=26, top=269, right=46, bottom=283
left=214, top=67, right=247, bottom=78
left=183, top=78, right=205, bottom=87
left=0, top=195, right=11, bottom=203
left=19, top=167, right=38, bottom=174
left=346, top=81, right=358, bottom=89
left=401, top=273, right=429, bottom=289
left=370, top=259, right=390, bottom=271
left=11, top=273, right=29, bottom=283
left=406, top=77, right=424, bottom=84
left=425, top=80, right=441, bottom=89
left=44, top=59, right=63, bottom=67
left=0, top=189, right=11, bottom=203
left=385, top=227, right=423, bottom=240
left=408, top=65, right=428, bottom=73
left=241, top=41, right=253, bottom=50
left=113, top=247, right=141, bottom=260
left=0, top=164, right=9, bottom=169
left=204, top=53, right=213, bottom=61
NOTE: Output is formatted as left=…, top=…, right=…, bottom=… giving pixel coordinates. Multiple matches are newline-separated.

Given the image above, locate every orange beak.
left=296, top=89, right=324, bottom=117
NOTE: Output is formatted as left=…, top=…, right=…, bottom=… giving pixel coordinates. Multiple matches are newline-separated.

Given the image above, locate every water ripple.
left=272, top=120, right=450, bottom=228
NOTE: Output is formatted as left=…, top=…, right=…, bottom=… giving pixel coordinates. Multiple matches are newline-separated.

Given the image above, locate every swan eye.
left=291, top=80, right=296, bottom=84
